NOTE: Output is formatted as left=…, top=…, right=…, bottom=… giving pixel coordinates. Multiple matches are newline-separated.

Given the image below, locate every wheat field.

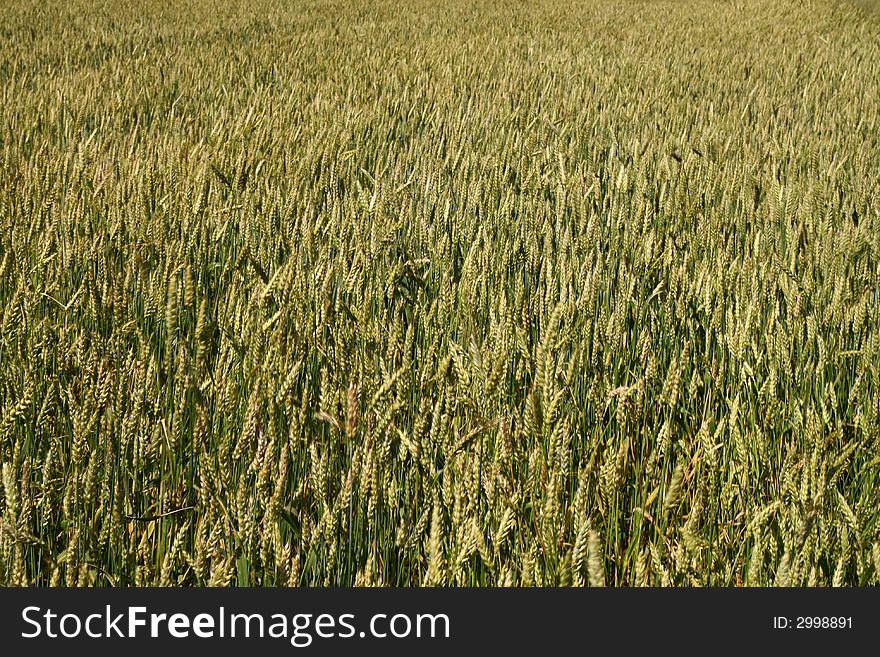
left=0, top=0, right=878, bottom=586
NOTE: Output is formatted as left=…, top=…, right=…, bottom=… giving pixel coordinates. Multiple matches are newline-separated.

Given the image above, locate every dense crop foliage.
left=0, top=0, right=879, bottom=586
